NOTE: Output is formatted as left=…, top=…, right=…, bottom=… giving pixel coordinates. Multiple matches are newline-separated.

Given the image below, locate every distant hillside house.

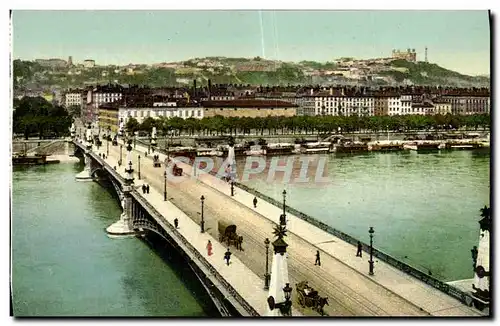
left=83, top=59, right=96, bottom=68
left=35, top=58, right=67, bottom=69
left=392, top=49, right=417, bottom=62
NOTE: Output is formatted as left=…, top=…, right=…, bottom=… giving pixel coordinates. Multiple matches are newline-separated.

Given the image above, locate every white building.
left=64, top=90, right=82, bottom=108
left=312, top=88, right=375, bottom=117
left=388, top=96, right=401, bottom=116
left=400, top=95, right=412, bottom=115
left=118, top=105, right=204, bottom=124
left=83, top=59, right=95, bottom=68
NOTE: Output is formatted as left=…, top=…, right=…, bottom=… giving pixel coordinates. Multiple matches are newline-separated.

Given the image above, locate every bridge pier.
left=106, top=138, right=136, bottom=237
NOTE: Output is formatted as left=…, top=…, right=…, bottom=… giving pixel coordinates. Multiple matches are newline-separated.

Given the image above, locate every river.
left=11, top=162, right=217, bottom=317
left=239, top=149, right=490, bottom=282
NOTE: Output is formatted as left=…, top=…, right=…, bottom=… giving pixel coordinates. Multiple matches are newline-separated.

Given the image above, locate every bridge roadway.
left=85, top=139, right=481, bottom=317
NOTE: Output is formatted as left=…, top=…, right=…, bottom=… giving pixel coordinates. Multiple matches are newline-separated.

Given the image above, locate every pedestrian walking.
left=206, top=240, right=213, bottom=256
left=356, top=241, right=363, bottom=257
left=253, top=197, right=258, bottom=208
left=142, top=184, right=146, bottom=194
left=314, top=250, right=321, bottom=266
left=174, top=218, right=179, bottom=229
left=224, top=248, right=232, bottom=266
left=146, top=184, right=150, bottom=194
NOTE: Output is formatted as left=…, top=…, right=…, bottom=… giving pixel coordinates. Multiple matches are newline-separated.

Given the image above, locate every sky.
left=11, top=10, right=491, bottom=76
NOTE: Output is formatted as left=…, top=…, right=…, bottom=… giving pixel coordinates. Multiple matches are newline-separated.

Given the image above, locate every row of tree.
left=13, top=97, right=73, bottom=139
left=125, top=113, right=490, bottom=137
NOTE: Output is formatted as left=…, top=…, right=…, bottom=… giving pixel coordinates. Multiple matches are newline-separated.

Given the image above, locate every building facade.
left=83, top=59, right=96, bottom=68
left=432, top=101, right=452, bottom=115
left=202, top=100, right=297, bottom=118
left=391, top=49, right=417, bottom=62
left=64, top=89, right=83, bottom=108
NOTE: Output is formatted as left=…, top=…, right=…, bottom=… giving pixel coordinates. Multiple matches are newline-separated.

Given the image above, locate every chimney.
left=329, top=87, right=333, bottom=96
left=310, top=88, right=313, bottom=96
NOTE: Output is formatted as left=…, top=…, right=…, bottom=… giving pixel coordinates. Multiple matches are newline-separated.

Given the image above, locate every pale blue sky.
left=12, top=10, right=490, bottom=75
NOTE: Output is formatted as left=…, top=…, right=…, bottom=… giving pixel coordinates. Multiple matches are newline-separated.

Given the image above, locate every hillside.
left=13, top=56, right=490, bottom=91
left=378, top=59, right=490, bottom=87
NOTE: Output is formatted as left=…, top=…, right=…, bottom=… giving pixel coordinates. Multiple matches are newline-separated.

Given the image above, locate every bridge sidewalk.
left=123, top=142, right=481, bottom=317
left=98, top=145, right=272, bottom=316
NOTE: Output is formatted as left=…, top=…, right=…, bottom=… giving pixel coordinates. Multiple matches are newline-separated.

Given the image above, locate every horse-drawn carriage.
left=296, top=281, right=329, bottom=316
left=153, top=155, right=161, bottom=168
left=172, top=163, right=183, bottom=176
left=218, top=220, right=243, bottom=250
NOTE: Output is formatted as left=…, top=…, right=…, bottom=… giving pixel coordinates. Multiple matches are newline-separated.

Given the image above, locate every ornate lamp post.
left=231, top=180, right=235, bottom=196
left=138, top=155, right=141, bottom=180
left=200, top=195, right=205, bottom=233
left=106, top=131, right=110, bottom=157
left=369, top=227, right=375, bottom=276
left=264, top=238, right=270, bottom=290
left=279, top=190, right=287, bottom=226
left=163, top=171, right=167, bottom=201
left=119, top=144, right=123, bottom=166
left=125, top=139, right=134, bottom=177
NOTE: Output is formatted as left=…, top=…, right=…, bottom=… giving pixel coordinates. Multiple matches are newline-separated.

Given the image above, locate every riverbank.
left=46, top=154, right=80, bottom=164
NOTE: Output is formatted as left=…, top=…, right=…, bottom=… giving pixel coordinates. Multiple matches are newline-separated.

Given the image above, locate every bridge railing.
left=131, top=191, right=260, bottom=317
left=232, top=182, right=475, bottom=307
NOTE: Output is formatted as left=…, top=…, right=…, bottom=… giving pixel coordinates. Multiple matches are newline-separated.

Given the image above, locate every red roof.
left=202, top=100, right=297, bottom=108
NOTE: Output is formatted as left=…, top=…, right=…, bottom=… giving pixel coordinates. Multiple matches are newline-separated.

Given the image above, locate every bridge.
left=70, top=130, right=489, bottom=317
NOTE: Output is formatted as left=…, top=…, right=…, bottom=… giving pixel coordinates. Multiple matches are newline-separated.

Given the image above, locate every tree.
left=126, top=117, right=140, bottom=134
left=13, top=96, right=72, bottom=139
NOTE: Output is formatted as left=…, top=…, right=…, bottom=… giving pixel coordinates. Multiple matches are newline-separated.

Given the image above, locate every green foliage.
left=150, top=113, right=489, bottom=136
left=126, top=117, right=140, bottom=133
left=13, top=96, right=72, bottom=139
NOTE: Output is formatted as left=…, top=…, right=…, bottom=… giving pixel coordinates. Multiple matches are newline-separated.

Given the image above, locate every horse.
left=315, top=296, right=329, bottom=316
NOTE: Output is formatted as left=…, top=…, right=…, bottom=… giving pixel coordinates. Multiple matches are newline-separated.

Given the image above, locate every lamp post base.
left=369, top=260, right=374, bottom=275
left=200, top=220, right=205, bottom=233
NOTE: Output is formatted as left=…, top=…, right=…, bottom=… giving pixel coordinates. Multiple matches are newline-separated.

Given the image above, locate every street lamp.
left=281, top=190, right=287, bottom=226
left=264, top=238, right=270, bottom=290
left=119, top=144, right=123, bottom=166
left=106, top=132, right=109, bottom=157
left=200, top=195, right=205, bottom=233
left=267, top=283, right=293, bottom=316
left=164, top=171, right=167, bottom=201
left=231, top=180, right=234, bottom=196
left=138, top=155, right=141, bottom=180
left=369, top=227, right=375, bottom=276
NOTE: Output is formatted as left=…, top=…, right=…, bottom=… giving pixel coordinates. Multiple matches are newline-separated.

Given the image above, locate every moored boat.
left=12, top=154, right=48, bottom=165
left=333, top=141, right=369, bottom=153
left=301, top=142, right=331, bottom=154
left=264, top=143, right=295, bottom=155
left=403, top=142, right=441, bottom=152
left=370, top=142, right=404, bottom=152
